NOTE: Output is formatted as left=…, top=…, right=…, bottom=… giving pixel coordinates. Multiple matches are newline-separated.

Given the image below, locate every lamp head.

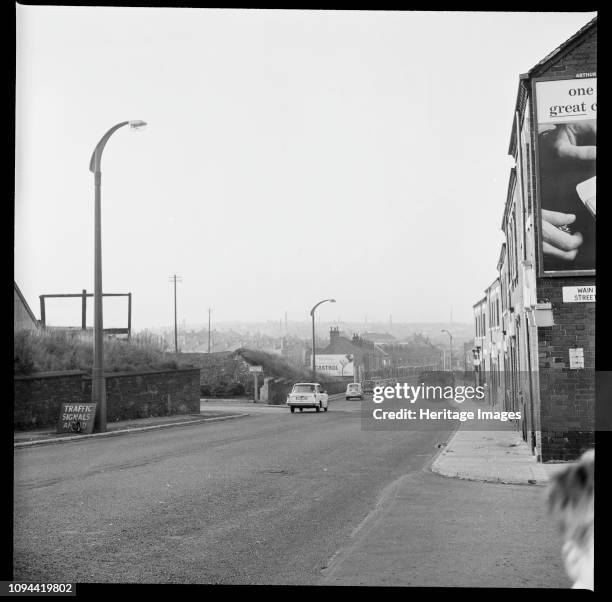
left=329, top=299, right=336, bottom=303
left=129, top=120, right=147, bottom=131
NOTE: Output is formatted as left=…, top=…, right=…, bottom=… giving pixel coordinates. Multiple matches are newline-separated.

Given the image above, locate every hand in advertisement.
left=545, top=120, right=596, bottom=162
left=541, top=209, right=583, bottom=261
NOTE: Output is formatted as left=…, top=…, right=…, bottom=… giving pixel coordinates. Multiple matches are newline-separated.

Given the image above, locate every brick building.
left=14, top=282, right=39, bottom=332
left=378, top=334, right=443, bottom=375
left=471, top=17, right=596, bottom=461
left=318, top=327, right=389, bottom=381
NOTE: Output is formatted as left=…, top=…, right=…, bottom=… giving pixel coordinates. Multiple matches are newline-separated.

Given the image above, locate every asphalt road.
left=14, top=396, right=454, bottom=584
left=13, top=396, right=564, bottom=586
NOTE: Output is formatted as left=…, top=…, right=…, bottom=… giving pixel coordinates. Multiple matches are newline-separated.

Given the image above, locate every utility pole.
left=208, top=307, right=211, bottom=353
left=169, top=274, right=182, bottom=353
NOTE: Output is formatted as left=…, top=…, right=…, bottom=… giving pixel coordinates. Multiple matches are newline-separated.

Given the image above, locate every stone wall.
left=14, top=370, right=85, bottom=429
left=14, top=368, right=201, bottom=430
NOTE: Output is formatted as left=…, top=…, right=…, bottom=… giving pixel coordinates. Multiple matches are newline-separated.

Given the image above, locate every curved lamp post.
left=89, top=120, right=147, bottom=432
left=441, top=328, right=453, bottom=372
left=310, top=298, right=335, bottom=381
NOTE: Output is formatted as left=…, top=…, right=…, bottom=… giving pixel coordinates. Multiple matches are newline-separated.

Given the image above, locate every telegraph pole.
left=208, top=307, right=211, bottom=353
left=169, top=274, right=182, bottom=353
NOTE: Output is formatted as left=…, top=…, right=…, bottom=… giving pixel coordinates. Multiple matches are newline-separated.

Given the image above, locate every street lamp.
left=89, top=120, right=147, bottom=432
left=441, top=329, right=453, bottom=373
left=310, top=298, right=336, bottom=381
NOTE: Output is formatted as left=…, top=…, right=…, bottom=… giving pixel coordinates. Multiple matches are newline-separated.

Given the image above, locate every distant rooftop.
left=360, top=332, right=396, bottom=342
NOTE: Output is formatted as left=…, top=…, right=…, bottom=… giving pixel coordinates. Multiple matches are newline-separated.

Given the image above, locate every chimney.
left=330, top=326, right=340, bottom=347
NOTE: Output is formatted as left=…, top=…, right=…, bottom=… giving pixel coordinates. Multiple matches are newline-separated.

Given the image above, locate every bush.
left=211, top=383, right=229, bottom=398
left=227, top=382, right=245, bottom=396
left=14, top=331, right=35, bottom=375
left=14, top=329, right=195, bottom=375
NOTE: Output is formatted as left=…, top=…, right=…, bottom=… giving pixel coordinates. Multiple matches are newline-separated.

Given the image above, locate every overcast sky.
left=15, top=7, right=596, bottom=330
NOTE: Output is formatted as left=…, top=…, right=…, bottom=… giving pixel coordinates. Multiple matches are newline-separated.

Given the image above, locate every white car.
left=345, top=382, right=364, bottom=400
left=286, top=383, right=329, bottom=413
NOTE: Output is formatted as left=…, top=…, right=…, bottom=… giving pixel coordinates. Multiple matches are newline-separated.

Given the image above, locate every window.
left=292, top=384, right=316, bottom=393
left=508, top=217, right=516, bottom=285
left=512, top=208, right=519, bottom=283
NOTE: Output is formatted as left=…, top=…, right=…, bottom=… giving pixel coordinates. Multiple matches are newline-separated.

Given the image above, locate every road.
left=13, top=396, right=566, bottom=586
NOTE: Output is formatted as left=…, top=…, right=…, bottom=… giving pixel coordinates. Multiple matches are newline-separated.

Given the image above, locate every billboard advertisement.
left=315, top=354, right=354, bottom=377
left=533, top=76, right=596, bottom=276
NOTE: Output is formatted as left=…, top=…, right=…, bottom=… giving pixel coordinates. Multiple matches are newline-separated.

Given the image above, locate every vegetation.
left=200, top=382, right=245, bottom=398
left=235, top=348, right=313, bottom=382
left=14, top=329, right=195, bottom=376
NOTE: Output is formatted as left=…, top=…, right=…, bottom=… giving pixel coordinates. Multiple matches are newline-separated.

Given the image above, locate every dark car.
left=363, top=379, right=375, bottom=393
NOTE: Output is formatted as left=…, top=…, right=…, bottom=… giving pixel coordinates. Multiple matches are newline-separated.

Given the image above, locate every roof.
left=322, top=333, right=387, bottom=357
left=501, top=167, right=517, bottom=232
left=473, top=297, right=486, bottom=309
left=528, top=16, right=597, bottom=78
left=14, top=282, right=38, bottom=325
left=485, top=277, right=501, bottom=293
left=508, top=16, right=597, bottom=156
left=497, top=243, right=507, bottom=272
left=361, top=332, right=396, bottom=341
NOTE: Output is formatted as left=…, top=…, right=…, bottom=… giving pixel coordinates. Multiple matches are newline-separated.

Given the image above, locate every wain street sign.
left=248, top=365, right=263, bottom=373
left=562, top=286, right=596, bottom=303
left=57, top=402, right=97, bottom=435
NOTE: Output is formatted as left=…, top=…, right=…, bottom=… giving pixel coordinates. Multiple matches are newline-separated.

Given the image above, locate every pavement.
left=319, top=398, right=574, bottom=587
left=430, top=398, right=571, bottom=486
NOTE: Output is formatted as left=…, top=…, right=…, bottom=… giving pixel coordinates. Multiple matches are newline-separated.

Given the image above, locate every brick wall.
left=533, top=25, right=597, bottom=78
left=528, top=21, right=597, bottom=460
left=14, top=368, right=201, bottom=430
left=536, top=278, right=595, bottom=460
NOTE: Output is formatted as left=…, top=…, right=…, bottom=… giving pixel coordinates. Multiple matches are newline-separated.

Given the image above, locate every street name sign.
left=562, top=286, right=595, bottom=303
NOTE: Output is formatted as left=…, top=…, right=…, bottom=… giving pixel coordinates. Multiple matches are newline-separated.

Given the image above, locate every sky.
left=14, top=7, right=597, bottom=331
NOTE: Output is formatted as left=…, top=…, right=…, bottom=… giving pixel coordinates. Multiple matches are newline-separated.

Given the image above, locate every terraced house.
left=471, top=17, right=596, bottom=461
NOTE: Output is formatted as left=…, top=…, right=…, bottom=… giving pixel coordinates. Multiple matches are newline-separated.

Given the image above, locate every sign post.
left=248, top=365, right=263, bottom=402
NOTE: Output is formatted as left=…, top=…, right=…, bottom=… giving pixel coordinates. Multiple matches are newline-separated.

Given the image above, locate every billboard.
left=315, top=354, right=354, bottom=377
left=533, top=76, right=596, bottom=276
